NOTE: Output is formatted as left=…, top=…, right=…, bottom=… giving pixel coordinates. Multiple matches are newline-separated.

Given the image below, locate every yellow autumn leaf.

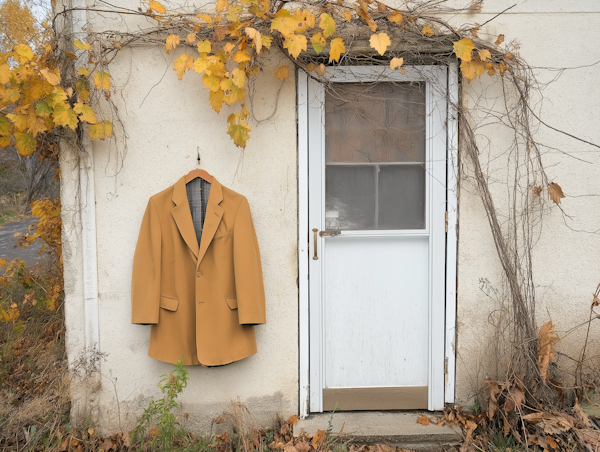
left=149, top=0, right=166, bottom=13
left=342, top=11, right=352, bottom=22
left=209, top=89, right=225, bottom=113
left=306, top=62, right=316, bottom=72
left=76, top=79, right=90, bottom=101
left=74, top=39, right=91, bottom=50
left=39, top=68, right=61, bottom=86
left=356, top=4, right=377, bottom=31
left=233, top=51, right=250, bottom=63
left=7, top=113, right=26, bottom=132
left=231, top=68, right=245, bottom=88
left=202, top=73, right=222, bottom=92
left=387, top=11, right=402, bottom=24
left=460, top=59, right=485, bottom=80
left=35, top=101, right=52, bottom=117
left=93, top=71, right=111, bottom=90
left=0, top=64, right=12, bottom=84
left=0, top=115, right=9, bottom=135
left=197, top=40, right=211, bottom=53
left=274, top=65, right=290, bottom=81
left=261, top=34, right=273, bottom=50
left=283, top=34, right=307, bottom=59
left=196, top=13, right=212, bottom=23
left=319, top=13, right=336, bottom=38
left=77, top=67, right=90, bottom=76
left=369, top=32, right=391, bottom=56
left=223, top=85, right=245, bottom=106
left=165, top=35, right=180, bottom=54
left=14, top=44, right=34, bottom=62
left=88, top=120, right=113, bottom=140
left=216, top=0, right=228, bottom=12
left=185, top=33, right=197, bottom=45
left=271, top=11, right=301, bottom=38
left=173, top=54, right=193, bottom=80
left=453, top=38, right=476, bottom=61
left=0, top=136, right=10, bottom=147
left=390, top=57, right=404, bottom=72
left=73, top=102, right=98, bottom=124
left=227, top=122, right=250, bottom=148
left=311, top=33, right=326, bottom=54
left=245, top=27, right=263, bottom=54
left=14, top=132, right=36, bottom=156
left=223, top=42, right=235, bottom=54
left=328, top=38, right=345, bottom=63
left=478, top=49, right=491, bottom=62
left=53, top=104, right=78, bottom=130
left=421, top=24, right=433, bottom=36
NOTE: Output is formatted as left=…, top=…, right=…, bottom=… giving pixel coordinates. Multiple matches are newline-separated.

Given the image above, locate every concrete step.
left=294, top=411, right=462, bottom=451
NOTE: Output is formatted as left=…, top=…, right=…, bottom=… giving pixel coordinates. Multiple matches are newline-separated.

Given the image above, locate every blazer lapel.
left=171, top=176, right=199, bottom=259
left=197, top=178, right=224, bottom=265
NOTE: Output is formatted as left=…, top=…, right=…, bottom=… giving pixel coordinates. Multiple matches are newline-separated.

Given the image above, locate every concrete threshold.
left=294, top=411, right=462, bottom=451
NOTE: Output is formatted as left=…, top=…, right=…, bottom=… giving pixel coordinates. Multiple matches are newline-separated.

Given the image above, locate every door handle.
left=312, top=228, right=318, bottom=260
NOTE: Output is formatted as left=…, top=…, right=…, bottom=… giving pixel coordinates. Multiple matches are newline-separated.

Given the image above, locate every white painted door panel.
left=324, top=236, right=429, bottom=388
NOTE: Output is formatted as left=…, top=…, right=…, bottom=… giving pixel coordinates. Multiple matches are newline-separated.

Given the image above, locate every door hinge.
left=445, top=211, right=448, bottom=233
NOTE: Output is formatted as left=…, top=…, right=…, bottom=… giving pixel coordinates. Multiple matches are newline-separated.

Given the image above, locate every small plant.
left=131, top=358, right=189, bottom=451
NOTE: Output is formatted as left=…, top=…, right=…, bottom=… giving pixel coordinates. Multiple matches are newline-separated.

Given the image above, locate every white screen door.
left=306, top=66, right=449, bottom=412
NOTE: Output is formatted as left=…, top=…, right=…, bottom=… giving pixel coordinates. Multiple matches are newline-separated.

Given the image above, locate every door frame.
left=297, top=64, right=459, bottom=417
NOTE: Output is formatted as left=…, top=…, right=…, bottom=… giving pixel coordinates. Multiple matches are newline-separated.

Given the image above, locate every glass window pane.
left=325, top=82, right=426, bottom=164
left=325, top=166, right=375, bottom=230
left=378, top=166, right=426, bottom=229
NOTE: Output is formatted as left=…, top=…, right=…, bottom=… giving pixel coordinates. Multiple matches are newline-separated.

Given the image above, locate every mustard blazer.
left=131, top=176, right=266, bottom=366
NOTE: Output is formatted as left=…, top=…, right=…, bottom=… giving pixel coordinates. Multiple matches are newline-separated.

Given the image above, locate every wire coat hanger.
left=185, top=147, right=213, bottom=183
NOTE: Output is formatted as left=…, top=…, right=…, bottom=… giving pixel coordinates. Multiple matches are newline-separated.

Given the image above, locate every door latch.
left=319, top=230, right=341, bottom=237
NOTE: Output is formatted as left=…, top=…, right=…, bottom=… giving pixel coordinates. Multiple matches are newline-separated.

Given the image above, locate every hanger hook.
left=197, top=146, right=201, bottom=168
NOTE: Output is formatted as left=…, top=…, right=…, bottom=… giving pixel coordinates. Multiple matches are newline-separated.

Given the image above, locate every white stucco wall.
left=61, top=0, right=600, bottom=432
left=451, top=3, right=600, bottom=405
left=61, top=11, right=299, bottom=431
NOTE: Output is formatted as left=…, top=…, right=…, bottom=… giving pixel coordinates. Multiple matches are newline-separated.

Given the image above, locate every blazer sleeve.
left=233, top=197, right=266, bottom=325
left=131, top=198, right=161, bottom=325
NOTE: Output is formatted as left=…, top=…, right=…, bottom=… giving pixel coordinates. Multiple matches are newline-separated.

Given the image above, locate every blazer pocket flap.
left=226, top=297, right=238, bottom=309
left=160, top=296, right=179, bottom=311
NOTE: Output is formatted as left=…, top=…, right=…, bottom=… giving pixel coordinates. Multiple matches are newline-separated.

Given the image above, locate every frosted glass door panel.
left=325, top=166, right=375, bottom=230
left=323, top=236, right=429, bottom=388
left=379, top=166, right=426, bottom=229
left=325, top=82, right=427, bottom=231
left=325, top=83, right=426, bottom=164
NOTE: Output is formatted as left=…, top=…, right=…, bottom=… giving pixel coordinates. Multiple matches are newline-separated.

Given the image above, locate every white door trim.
left=297, top=65, right=458, bottom=417
left=445, top=62, right=459, bottom=404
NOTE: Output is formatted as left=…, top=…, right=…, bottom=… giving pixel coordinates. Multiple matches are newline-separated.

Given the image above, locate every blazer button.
left=196, top=272, right=202, bottom=278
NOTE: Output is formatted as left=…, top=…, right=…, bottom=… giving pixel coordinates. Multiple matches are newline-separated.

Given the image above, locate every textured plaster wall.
left=61, top=15, right=299, bottom=432
left=452, top=4, right=600, bottom=405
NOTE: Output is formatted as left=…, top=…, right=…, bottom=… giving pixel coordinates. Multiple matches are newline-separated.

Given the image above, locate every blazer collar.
left=171, top=176, right=224, bottom=262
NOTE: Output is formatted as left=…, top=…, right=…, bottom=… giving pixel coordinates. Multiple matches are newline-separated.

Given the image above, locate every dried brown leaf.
left=573, top=401, right=592, bottom=428
left=416, top=415, right=430, bottom=426
left=548, top=182, right=565, bottom=204
left=312, top=430, right=326, bottom=449
left=538, top=321, right=560, bottom=381
left=495, top=34, right=505, bottom=45
left=486, top=379, right=500, bottom=419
